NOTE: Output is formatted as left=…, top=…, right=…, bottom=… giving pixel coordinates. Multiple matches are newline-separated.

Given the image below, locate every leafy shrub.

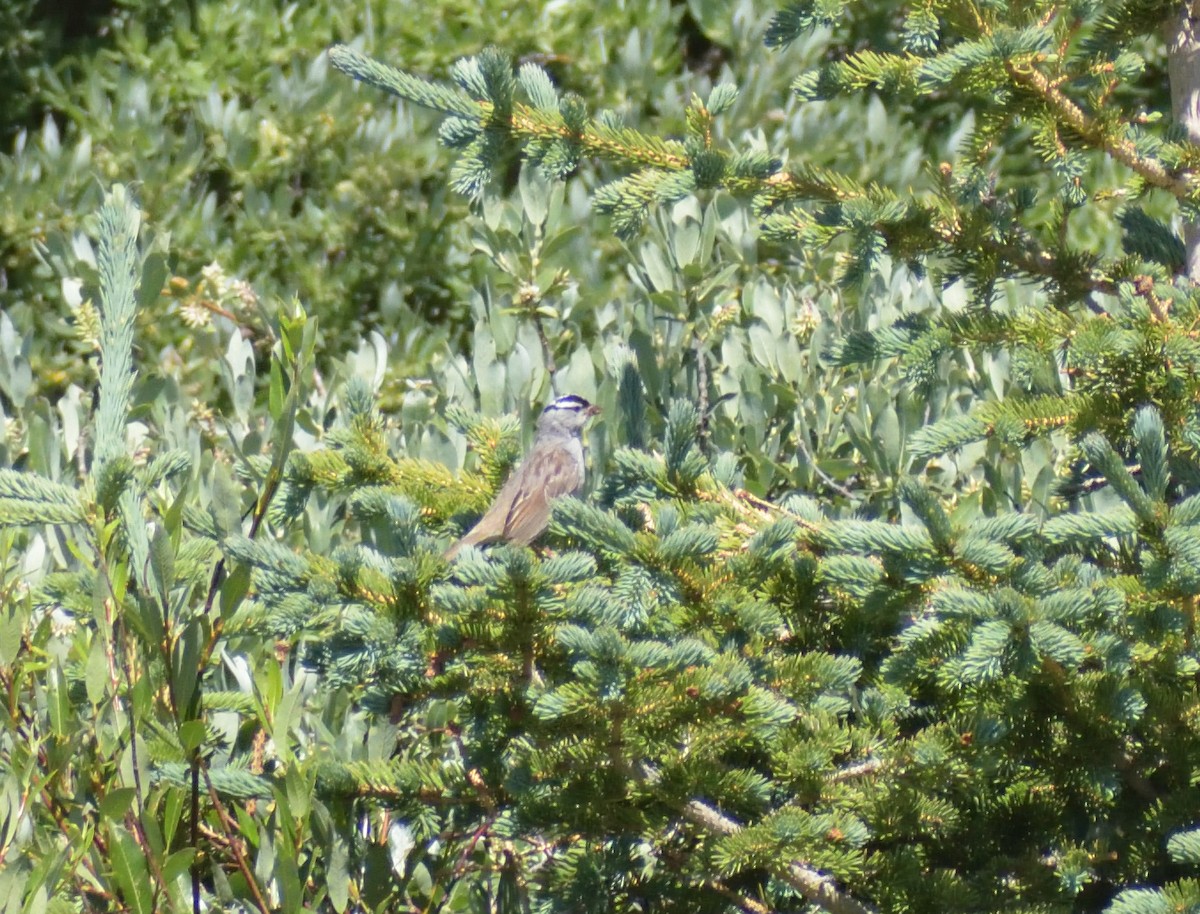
left=1, top=0, right=739, bottom=398
left=6, top=1, right=1200, bottom=913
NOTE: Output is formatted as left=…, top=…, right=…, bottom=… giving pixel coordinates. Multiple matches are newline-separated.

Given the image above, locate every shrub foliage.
left=4, top=1, right=1200, bottom=913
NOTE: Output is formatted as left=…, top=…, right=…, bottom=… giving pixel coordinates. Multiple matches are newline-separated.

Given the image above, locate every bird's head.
left=537, top=394, right=600, bottom=434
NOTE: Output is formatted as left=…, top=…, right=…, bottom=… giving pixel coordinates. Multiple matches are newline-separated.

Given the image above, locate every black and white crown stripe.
left=542, top=395, right=593, bottom=413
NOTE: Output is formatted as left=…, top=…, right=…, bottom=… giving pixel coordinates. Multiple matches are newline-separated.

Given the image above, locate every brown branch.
left=124, top=810, right=171, bottom=912
left=40, top=780, right=108, bottom=894
left=829, top=757, right=885, bottom=784
left=764, top=165, right=1118, bottom=297
left=621, top=759, right=877, bottom=914
left=718, top=487, right=822, bottom=535
left=201, top=771, right=275, bottom=914
left=701, top=878, right=773, bottom=914
left=926, top=216, right=1117, bottom=297
left=1006, top=61, right=1192, bottom=199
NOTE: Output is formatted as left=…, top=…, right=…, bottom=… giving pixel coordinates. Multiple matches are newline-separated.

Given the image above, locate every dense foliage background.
left=5, top=0, right=1200, bottom=912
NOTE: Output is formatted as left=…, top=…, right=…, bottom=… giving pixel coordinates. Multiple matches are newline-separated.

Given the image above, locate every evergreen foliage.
left=7, top=1, right=1200, bottom=913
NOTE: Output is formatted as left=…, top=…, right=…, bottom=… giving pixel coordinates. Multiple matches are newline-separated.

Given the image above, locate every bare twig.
left=793, top=427, right=856, bottom=501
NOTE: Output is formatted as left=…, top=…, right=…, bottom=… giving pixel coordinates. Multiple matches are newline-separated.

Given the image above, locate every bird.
left=444, top=394, right=601, bottom=560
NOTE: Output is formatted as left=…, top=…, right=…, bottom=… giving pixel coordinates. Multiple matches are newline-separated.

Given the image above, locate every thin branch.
left=700, top=878, right=773, bottom=914
left=829, top=757, right=885, bottom=784
left=202, top=770, right=275, bottom=914
left=181, top=366, right=294, bottom=913
left=622, top=759, right=877, bottom=914
left=1006, top=61, right=1192, bottom=199
left=794, top=427, right=856, bottom=501
left=765, top=170, right=1118, bottom=296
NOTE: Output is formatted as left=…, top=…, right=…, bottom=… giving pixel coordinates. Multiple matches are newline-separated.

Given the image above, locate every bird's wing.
left=501, top=442, right=585, bottom=545
left=444, top=467, right=527, bottom=557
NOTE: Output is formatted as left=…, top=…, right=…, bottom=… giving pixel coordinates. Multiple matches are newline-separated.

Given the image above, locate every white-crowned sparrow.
left=445, top=394, right=601, bottom=559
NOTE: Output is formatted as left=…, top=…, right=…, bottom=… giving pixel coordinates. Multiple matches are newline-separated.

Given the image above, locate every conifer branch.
left=330, top=45, right=691, bottom=172
left=929, top=218, right=1117, bottom=296
left=763, top=166, right=1117, bottom=295
left=0, top=470, right=87, bottom=526
left=513, top=106, right=691, bottom=170
left=701, top=879, right=772, bottom=914
left=93, top=186, right=152, bottom=583
left=1005, top=61, right=1192, bottom=199
left=682, top=795, right=874, bottom=914
left=623, top=759, right=876, bottom=914
left=94, top=186, right=141, bottom=477
left=328, top=45, right=478, bottom=117
left=330, top=46, right=1133, bottom=297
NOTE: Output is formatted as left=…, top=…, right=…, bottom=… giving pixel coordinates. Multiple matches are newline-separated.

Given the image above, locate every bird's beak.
left=586, top=404, right=601, bottom=418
